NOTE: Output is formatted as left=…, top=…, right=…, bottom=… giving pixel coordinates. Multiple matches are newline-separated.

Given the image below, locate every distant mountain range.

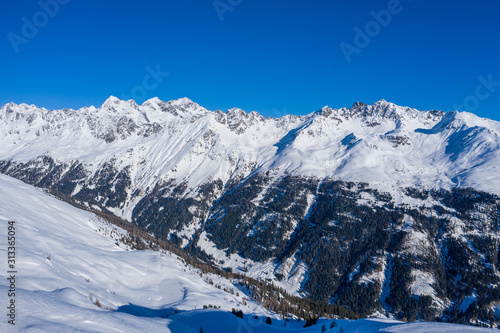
left=1, top=97, right=499, bottom=204
left=1, top=97, right=500, bottom=325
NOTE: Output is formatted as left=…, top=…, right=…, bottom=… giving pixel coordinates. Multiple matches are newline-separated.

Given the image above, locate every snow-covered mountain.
left=1, top=97, right=499, bottom=218
left=0, top=174, right=496, bottom=332
left=1, top=97, right=500, bottom=325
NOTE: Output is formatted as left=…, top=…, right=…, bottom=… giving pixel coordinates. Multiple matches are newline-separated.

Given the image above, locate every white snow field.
left=0, top=174, right=498, bottom=332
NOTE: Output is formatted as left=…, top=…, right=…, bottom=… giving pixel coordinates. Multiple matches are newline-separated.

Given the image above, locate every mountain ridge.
left=1, top=97, right=500, bottom=221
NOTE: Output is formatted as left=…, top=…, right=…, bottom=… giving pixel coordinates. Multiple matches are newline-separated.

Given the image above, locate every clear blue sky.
left=1, top=0, right=499, bottom=120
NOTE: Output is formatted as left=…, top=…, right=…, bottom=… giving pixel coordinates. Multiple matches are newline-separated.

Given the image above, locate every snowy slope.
left=0, top=174, right=268, bottom=332
left=0, top=173, right=497, bottom=332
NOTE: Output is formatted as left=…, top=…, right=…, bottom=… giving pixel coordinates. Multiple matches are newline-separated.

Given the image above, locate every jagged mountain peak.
left=350, top=99, right=403, bottom=120
left=0, top=101, right=47, bottom=113
left=318, top=105, right=333, bottom=113
left=168, top=97, right=204, bottom=110
left=163, top=97, right=208, bottom=117
left=2, top=101, right=19, bottom=108
left=314, top=99, right=400, bottom=122
left=372, top=98, right=389, bottom=106
left=141, top=96, right=163, bottom=106
left=226, top=107, right=246, bottom=114
left=100, top=96, right=205, bottom=115
left=102, top=95, right=121, bottom=104
left=321, top=99, right=448, bottom=128
left=171, top=97, right=195, bottom=105
left=100, top=95, right=140, bottom=112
